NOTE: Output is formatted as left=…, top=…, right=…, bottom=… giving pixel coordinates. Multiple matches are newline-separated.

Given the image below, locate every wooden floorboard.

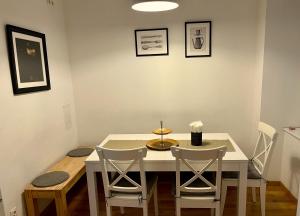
left=41, top=173, right=297, bottom=216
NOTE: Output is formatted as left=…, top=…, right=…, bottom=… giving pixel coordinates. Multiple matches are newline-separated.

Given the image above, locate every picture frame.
left=135, top=28, right=169, bottom=57
left=185, top=21, right=212, bottom=58
left=6, top=24, right=51, bottom=94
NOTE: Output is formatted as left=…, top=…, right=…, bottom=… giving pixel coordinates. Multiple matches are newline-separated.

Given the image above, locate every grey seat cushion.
left=32, top=171, right=69, bottom=187
left=110, top=172, right=158, bottom=196
left=67, top=148, right=94, bottom=157
left=172, top=172, right=216, bottom=197
left=222, top=161, right=261, bottom=179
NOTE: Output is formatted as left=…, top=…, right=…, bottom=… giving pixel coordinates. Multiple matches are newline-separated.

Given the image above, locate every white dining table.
left=85, top=133, right=248, bottom=216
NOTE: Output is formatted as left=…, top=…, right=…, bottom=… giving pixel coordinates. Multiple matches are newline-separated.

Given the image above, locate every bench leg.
left=55, top=192, right=69, bottom=216
left=24, top=191, right=39, bottom=216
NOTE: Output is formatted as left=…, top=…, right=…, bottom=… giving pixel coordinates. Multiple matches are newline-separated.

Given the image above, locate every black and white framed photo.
left=135, top=28, right=169, bottom=57
left=6, top=25, right=51, bottom=94
left=185, top=21, right=211, bottom=58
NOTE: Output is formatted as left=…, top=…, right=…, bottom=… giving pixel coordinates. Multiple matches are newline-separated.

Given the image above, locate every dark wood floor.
left=42, top=173, right=297, bottom=216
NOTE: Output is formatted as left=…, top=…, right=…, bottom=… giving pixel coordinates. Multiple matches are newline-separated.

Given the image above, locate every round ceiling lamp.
left=131, top=0, right=179, bottom=12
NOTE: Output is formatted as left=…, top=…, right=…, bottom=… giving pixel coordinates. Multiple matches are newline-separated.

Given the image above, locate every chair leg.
left=120, top=207, right=125, bottom=214
left=220, top=183, right=228, bottom=216
left=153, top=186, right=159, bottom=216
left=106, top=201, right=112, bottom=216
left=252, top=187, right=257, bottom=202
left=174, top=198, right=177, bottom=216
left=142, top=201, right=148, bottom=216
left=260, top=182, right=266, bottom=216
left=176, top=198, right=181, bottom=216
left=215, top=205, right=220, bottom=216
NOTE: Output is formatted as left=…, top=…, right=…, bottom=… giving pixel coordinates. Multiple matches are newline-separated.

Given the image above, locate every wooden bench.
left=24, top=155, right=88, bottom=216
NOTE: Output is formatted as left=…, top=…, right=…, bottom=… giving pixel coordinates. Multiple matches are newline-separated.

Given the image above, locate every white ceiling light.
left=132, top=0, right=179, bottom=12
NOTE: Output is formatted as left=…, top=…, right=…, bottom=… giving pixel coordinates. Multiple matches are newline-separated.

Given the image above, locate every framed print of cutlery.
left=185, top=21, right=211, bottom=58
left=135, top=28, right=169, bottom=57
left=6, top=25, right=51, bottom=94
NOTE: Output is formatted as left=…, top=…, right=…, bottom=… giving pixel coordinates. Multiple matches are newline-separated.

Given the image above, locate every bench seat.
left=24, top=155, right=89, bottom=216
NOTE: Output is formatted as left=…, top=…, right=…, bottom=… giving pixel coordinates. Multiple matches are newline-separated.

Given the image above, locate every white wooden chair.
left=171, top=146, right=227, bottom=216
left=96, top=146, right=158, bottom=216
left=220, top=122, right=277, bottom=216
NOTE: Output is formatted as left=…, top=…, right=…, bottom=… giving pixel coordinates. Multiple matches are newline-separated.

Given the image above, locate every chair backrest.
left=251, top=121, right=277, bottom=179
left=96, top=146, right=148, bottom=199
left=171, top=146, right=227, bottom=200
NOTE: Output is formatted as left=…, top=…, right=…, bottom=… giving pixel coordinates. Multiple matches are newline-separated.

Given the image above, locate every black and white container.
left=190, top=121, right=203, bottom=146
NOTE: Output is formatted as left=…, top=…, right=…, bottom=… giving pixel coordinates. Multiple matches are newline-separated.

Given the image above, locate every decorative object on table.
left=146, top=120, right=178, bottom=150
left=135, top=28, right=169, bottom=57
left=190, top=120, right=203, bottom=146
left=31, top=171, right=69, bottom=188
left=67, top=147, right=94, bottom=157
left=131, top=0, right=179, bottom=12
left=6, top=25, right=51, bottom=94
left=185, top=21, right=211, bottom=58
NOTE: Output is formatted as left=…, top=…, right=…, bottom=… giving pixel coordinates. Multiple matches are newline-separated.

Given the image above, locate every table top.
left=86, top=133, right=248, bottom=164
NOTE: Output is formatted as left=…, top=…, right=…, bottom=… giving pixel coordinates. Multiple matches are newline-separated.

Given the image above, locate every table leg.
left=87, top=165, right=100, bottom=216
left=237, top=162, right=248, bottom=216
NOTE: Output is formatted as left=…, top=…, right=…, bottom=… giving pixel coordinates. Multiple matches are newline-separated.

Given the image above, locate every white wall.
left=0, top=0, right=77, bottom=215
left=260, top=0, right=300, bottom=180
left=64, top=0, right=265, bottom=172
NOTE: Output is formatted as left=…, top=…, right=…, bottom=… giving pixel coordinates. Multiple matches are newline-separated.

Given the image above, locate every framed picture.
left=185, top=21, right=211, bottom=58
left=135, top=28, right=169, bottom=57
left=6, top=25, right=51, bottom=94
